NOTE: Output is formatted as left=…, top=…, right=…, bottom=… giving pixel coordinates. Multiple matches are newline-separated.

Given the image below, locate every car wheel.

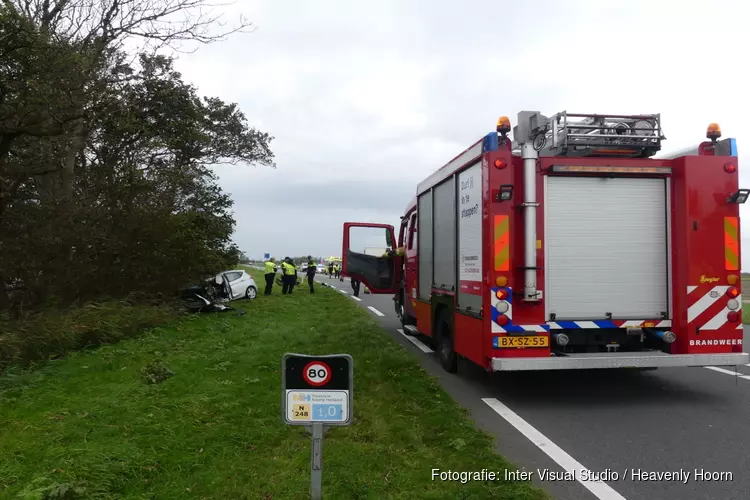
left=246, top=286, right=257, bottom=299
left=437, top=312, right=458, bottom=373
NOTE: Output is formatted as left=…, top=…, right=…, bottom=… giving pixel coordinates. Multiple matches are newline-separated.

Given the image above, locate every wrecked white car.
left=180, top=270, right=257, bottom=313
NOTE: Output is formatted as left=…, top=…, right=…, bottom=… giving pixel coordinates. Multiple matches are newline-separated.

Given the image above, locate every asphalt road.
left=311, top=273, right=750, bottom=500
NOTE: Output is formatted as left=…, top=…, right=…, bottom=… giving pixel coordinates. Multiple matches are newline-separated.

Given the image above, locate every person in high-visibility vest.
left=281, top=257, right=297, bottom=295
left=263, top=257, right=277, bottom=295
left=305, top=256, right=316, bottom=293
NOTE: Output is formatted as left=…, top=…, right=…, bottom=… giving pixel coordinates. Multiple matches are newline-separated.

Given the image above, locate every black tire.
left=395, top=295, right=405, bottom=328
left=246, top=286, right=257, bottom=299
left=436, top=311, right=458, bottom=373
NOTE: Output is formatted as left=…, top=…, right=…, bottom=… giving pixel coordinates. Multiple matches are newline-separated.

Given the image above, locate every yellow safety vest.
left=264, top=261, right=276, bottom=274
left=283, top=262, right=296, bottom=276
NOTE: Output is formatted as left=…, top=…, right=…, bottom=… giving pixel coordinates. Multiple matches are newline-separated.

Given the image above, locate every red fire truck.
left=342, top=111, right=750, bottom=373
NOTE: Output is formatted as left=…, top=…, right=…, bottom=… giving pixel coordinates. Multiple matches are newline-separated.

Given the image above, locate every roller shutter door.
left=545, top=176, right=669, bottom=320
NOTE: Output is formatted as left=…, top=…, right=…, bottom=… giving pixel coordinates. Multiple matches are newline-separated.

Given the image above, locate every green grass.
left=740, top=276, right=749, bottom=324
left=0, top=268, right=549, bottom=500
left=0, top=299, right=177, bottom=375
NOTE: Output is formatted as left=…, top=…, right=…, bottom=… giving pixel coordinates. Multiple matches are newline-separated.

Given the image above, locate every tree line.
left=0, top=0, right=273, bottom=318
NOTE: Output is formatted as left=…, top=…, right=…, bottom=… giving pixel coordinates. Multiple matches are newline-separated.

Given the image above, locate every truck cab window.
left=345, top=225, right=396, bottom=290
left=408, top=214, right=417, bottom=250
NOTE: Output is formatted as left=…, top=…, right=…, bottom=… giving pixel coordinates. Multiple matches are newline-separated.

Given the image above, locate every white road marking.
left=338, top=289, right=348, bottom=294
left=351, top=296, right=362, bottom=302
left=704, top=366, right=750, bottom=380
left=482, top=398, right=627, bottom=500
left=368, top=306, right=385, bottom=317
left=397, top=328, right=434, bottom=353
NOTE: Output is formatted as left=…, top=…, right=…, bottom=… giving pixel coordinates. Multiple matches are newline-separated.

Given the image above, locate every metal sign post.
left=282, top=353, right=353, bottom=500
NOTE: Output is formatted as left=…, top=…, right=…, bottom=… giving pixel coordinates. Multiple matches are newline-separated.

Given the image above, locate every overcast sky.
left=174, top=0, right=750, bottom=265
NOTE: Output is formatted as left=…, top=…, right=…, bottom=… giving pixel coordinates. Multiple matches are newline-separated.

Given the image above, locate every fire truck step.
left=491, top=351, right=749, bottom=371
left=403, top=325, right=419, bottom=336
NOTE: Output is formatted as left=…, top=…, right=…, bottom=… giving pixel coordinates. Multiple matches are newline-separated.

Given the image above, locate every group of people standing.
left=327, top=262, right=341, bottom=279
left=326, top=261, right=361, bottom=296
left=263, top=256, right=319, bottom=295
left=263, top=257, right=361, bottom=297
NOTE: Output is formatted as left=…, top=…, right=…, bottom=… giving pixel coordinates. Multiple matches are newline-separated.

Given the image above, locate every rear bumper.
left=491, top=351, right=749, bottom=371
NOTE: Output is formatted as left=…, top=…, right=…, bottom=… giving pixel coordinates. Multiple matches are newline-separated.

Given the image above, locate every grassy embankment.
left=0, top=267, right=550, bottom=500
left=0, top=299, right=177, bottom=375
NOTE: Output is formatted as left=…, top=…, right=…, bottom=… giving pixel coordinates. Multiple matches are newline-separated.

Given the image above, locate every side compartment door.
left=342, top=222, right=401, bottom=294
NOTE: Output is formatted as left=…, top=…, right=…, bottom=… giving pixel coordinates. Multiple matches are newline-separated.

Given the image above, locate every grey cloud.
left=175, top=0, right=750, bottom=267
left=226, top=177, right=416, bottom=214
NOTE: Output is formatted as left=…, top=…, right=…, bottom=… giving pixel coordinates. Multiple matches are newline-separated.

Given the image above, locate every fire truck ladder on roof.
left=511, top=111, right=666, bottom=158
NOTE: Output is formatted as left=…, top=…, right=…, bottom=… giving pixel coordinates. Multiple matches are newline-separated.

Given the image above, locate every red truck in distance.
left=342, top=111, right=749, bottom=373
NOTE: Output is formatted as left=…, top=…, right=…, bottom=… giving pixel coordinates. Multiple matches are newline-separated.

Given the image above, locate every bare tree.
left=0, top=0, right=254, bottom=203
left=4, top=0, right=253, bottom=49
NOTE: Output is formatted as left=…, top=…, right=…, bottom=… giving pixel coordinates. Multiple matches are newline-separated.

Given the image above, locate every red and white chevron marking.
left=687, top=285, right=743, bottom=331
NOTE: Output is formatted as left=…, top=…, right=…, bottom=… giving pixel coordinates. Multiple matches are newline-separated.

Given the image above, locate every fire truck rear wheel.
left=436, top=312, right=458, bottom=373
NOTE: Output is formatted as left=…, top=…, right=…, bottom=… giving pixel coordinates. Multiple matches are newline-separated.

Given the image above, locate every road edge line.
left=396, top=328, right=434, bottom=353
left=481, top=398, right=627, bottom=500
left=368, top=306, right=385, bottom=317
left=704, top=366, right=750, bottom=380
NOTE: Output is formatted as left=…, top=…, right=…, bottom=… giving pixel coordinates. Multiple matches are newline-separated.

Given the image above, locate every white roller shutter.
left=545, top=176, right=669, bottom=320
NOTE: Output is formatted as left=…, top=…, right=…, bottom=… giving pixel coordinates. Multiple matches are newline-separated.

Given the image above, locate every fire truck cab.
left=342, top=111, right=749, bottom=373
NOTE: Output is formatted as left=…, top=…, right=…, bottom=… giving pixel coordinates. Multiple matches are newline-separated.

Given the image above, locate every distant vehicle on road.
left=363, top=247, right=387, bottom=257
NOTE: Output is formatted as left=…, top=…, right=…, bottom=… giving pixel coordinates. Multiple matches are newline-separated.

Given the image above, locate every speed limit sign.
left=281, top=353, right=353, bottom=427
left=282, top=353, right=353, bottom=500
left=303, top=361, right=331, bottom=386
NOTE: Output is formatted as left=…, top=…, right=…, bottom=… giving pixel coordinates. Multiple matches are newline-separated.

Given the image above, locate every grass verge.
left=0, top=299, right=177, bottom=375
left=743, top=303, right=750, bottom=324
left=0, top=268, right=550, bottom=500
